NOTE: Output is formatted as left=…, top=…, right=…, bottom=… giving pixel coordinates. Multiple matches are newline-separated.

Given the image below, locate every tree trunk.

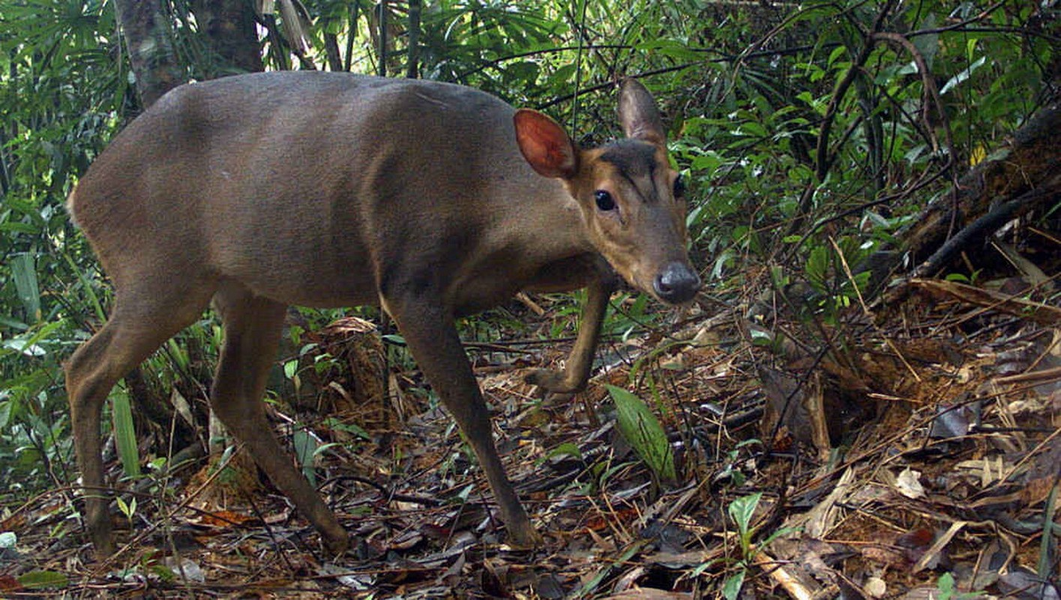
left=324, top=34, right=343, bottom=71
left=113, top=0, right=184, bottom=108
left=406, top=0, right=421, bottom=78
left=194, top=0, right=264, bottom=75
left=110, top=0, right=266, bottom=459
left=867, top=103, right=1061, bottom=303
left=376, top=0, right=388, bottom=77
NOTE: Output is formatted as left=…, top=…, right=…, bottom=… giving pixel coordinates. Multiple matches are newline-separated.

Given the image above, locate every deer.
left=65, top=71, right=701, bottom=557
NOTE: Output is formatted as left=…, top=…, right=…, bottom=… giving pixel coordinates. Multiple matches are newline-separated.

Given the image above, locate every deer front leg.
left=385, top=295, right=541, bottom=547
left=525, top=274, right=615, bottom=395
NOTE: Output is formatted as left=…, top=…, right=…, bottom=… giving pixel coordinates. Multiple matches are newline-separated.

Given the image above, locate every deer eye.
left=595, top=190, right=616, bottom=211
left=673, top=174, right=686, bottom=198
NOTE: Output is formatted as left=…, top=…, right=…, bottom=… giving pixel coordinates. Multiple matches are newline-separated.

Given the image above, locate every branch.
left=462, top=43, right=843, bottom=102
left=873, top=32, right=956, bottom=176
left=814, top=0, right=896, bottom=181
left=910, top=172, right=1061, bottom=279
left=903, top=2, right=1007, bottom=37
left=379, top=1, right=388, bottom=77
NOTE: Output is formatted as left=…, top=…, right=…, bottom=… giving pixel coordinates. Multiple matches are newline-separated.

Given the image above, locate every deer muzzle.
left=653, top=261, right=701, bottom=304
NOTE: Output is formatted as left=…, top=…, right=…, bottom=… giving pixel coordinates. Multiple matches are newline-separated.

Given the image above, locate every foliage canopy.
left=0, top=0, right=1056, bottom=507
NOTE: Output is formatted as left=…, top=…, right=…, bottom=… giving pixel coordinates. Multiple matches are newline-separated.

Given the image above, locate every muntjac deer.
left=66, top=72, right=700, bottom=557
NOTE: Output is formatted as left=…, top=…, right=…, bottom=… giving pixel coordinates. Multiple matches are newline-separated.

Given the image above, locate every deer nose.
left=654, top=262, right=701, bottom=304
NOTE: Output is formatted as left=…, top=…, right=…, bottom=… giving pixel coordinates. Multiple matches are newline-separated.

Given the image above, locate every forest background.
left=0, top=0, right=1058, bottom=597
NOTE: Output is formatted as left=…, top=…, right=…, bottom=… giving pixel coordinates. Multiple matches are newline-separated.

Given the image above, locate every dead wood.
left=895, top=103, right=1061, bottom=275
left=903, top=279, right=1061, bottom=327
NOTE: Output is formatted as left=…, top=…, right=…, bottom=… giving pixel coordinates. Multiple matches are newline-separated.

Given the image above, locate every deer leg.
left=385, top=295, right=541, bottom=547
left=66, top=288, right=214, bottom=558
left=210, top=285, right=348, bottom=553
left=525, top=274, right=615, bottom=394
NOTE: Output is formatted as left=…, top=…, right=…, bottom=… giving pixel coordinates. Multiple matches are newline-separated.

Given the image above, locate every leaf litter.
left=2, top=271, right=1060, bottom=598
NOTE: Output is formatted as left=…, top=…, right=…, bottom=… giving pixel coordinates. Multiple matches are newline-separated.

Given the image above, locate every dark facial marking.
left=599, top=139, right=661, bottom=203
left=600, top=140, right=658, bottom=179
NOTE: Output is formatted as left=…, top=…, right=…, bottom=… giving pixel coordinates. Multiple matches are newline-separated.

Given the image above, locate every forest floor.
left=3, top=264, right=1060, bottom=599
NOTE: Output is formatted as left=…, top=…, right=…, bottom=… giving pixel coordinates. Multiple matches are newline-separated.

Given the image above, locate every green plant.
left=115, top=494, right=137, bottom=525
left=803, top=236, right=875, bottom=320
left=714, top=439, right=763, bottom=487
left=606, top=385, right=676, bottom=483
left=935, top=572, right=985, bottom=600
left=110, top=388, right=140, bottom=478
left=293, top=428, right=341, bottom=488
left=714, top=492, right=797, bottom=600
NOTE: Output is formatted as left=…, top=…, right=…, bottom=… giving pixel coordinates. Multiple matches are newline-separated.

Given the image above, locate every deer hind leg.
left=66, top=284, right=215, bottom=558
left=209, top=284, right=349, bottom=553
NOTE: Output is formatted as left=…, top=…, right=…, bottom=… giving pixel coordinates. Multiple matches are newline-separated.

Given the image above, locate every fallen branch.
left=899, top=279, right=1061, bottom=326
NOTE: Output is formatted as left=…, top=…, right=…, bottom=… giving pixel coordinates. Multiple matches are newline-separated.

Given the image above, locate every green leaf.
left=728, top=492, right=763, bottom=536
left=759, top=525, right=799, bottom=547
left=18, top=570, right=69, bottom=589
left=293, top=429, right=318, bottom=487
left=637, top=39, right=702, bottom=61
left=806, top=245, right=830, bottom=291
left=1, top=320, right=63, bottom=360
left=691, top=151, right=722, bottom=175
left=912, top=14, right=939, bottom=69
left=0, top=221, right=42, bottom=234
left=607, top=385, right=676, bottom=482
left=722, top=567, right=746, bottom=600
left=283, top=359, right=299, bottom=380
left=577, top=540, right=646, bottom=597
left=749, top=327, right=773, bottom=346
left=11, top=253, right=41, bottom=323
left=0, top=400, right=13, bottom=430
left=506, top=60, right=540, bottom=85
left=940, top=56, right=986, bottom=95
left=151, top=563, right=177, bottom=582
left=738, top=121, right=768, bottom=138
left=111, top=390, right=141, bottom=478
left=826, top=45, right=847, bottom=67
left=116, top=495, right=137, bottom=520
left=548, top=63, right=576, bottom=87
left=546, top=442, right=583, bottom=461
left=4, top=197, right=46, bottom=225
left=324, top=417, right=370, bottom=440
left=937, top=572, right=955, bottom=595
left=61, top=249, right=106, bottom=321
left=3, top=337, right=45, bottom=357
left=0, top=314, right=28, bottom=330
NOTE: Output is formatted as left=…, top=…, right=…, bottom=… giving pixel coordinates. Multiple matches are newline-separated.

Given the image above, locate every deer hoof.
left=322, top=531, right=352, bottom=555
left=524, top=369, right=577, bottom=394
left=507, top=524, right=545, bottom=549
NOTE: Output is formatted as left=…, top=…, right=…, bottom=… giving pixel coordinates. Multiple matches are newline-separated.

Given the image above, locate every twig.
left=815, top=1, right=896, bottom=182
left=830, top=236, right=921, bottom=382
left=752, top=551, right=815, bottom=600
left=873, top=32, right=956, bottom=170
left=87, top=441, right=248, bottom=575
left=904, top=2, right=1007, bottom=37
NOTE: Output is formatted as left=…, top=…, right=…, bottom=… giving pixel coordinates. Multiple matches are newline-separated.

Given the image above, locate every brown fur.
left=66, top=72, right=699, bottom=557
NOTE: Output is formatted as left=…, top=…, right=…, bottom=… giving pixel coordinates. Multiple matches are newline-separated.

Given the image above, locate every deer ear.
left=514, top=109, right=578, bottom=180
left=618, top=78, right=666, bottom=147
